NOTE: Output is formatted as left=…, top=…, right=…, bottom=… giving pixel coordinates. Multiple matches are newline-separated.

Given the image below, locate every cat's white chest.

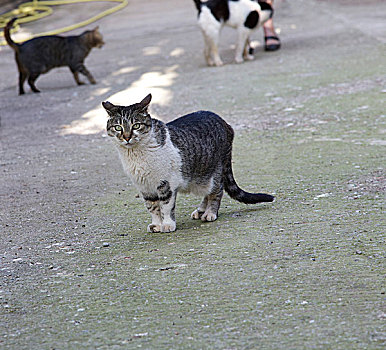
left=116, top=135, right=182, bottom=193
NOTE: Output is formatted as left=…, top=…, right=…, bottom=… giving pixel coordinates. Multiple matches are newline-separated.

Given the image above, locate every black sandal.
left=264, top=35, right=281, bottom=51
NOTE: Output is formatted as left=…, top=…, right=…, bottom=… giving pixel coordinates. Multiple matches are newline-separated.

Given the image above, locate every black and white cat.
left=193, top=0, right=273, bottom=66
left=103, top=94, right=274, bottom=233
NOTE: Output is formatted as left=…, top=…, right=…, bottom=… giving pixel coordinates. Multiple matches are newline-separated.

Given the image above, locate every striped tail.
left=223, top=150, right=274, bottom=204
left=4, top=18, right=19, bottom=51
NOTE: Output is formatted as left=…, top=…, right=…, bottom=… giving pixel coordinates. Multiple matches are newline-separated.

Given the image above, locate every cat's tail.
left=223, top=158, right=274, bottom=204
left=222, top=126, right=274, bottom=204
left=193, top=0, right=202, bottom=12
left=4, top=18, right=19, bottom=51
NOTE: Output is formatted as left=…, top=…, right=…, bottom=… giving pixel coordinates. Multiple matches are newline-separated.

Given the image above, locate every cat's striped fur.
left=103, top=94, right=274, bottom=233
left=4, top=18, right=104, bottom=94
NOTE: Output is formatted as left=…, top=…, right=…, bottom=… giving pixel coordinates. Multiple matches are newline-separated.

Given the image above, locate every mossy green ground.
left=3, top=89, right=384, bottom=349
left=1, top=0, right=385, bottom=349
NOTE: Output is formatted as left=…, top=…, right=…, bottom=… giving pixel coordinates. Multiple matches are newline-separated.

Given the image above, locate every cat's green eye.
left=114, top=125, right=123, bottom=132
left=132, top=123, right=141, bottom=130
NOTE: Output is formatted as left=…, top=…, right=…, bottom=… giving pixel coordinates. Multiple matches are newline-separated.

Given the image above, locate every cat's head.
left=83, top=26, right=104, bottom=48
left=102, top=94, right=153, bottom=149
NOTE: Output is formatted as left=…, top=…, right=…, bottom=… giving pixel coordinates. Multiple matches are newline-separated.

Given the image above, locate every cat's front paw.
left=235, top=56, right=244, bottom=64
left=147, top=224, right=162, bottom=233
left=208, top=57, right=223, bottom=67
left=147, top=222, right=176, bottom=233
left=161, top=222, right=176, bottom=233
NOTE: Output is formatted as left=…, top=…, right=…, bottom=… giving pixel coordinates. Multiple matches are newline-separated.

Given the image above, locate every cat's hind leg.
left=200, top=189, right=223, bottom=222
left=191, top=196, right=208, bottom=220
left=70, top=68, right=85, bottom=85
left=243, top=37, right=254, bottom=60
left=191, top=171, right=224, bottom=221
left=192, top=175, right=224, bottom=222
left=18, top=71, right=27, bottom=95
left=235, top=28, right=253, bottom=63
left=27, top=73, right=41, bottom=93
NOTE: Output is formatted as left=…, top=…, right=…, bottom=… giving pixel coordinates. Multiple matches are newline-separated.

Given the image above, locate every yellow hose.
left=0, top=0, right=128, bottom=46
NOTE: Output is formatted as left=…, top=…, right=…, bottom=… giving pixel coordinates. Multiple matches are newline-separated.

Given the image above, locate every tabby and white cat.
left=103, top=94, right=274, bottom=233
left=193, top=0, right=273, bottom=66
left=4, top=18, right=104, bottom=95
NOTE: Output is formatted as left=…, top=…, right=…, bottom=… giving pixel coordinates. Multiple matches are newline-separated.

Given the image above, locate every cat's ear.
left=138, top=94, right=152, bottom=111
left=102, top=101, right=118, bottom=117
left=93, top=26, right=99, bottom=32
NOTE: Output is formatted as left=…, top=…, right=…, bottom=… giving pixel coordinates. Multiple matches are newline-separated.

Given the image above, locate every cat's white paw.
left=201, top=212, right=217, bottom=222
left=147, top=224, right=162, bottom=233
left=244, top=54, right=254, bottom=61
left=206, top=57, right=214, bottom=66
left=213, top=60, right=223, bottom=67
left=235, top=56, right=244, bottom=64
left=191, top=209, right=204, bottom=220
left=161, top=222, right=176, bottom=233
left=209, top=57, right=223, bottom=67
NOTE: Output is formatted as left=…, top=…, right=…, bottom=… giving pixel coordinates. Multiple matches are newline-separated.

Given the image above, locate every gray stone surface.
left=0, top=0, right=385, bottom=348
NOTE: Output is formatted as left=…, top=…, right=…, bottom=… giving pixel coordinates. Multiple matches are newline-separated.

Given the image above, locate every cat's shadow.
left=113, top=204, right=274, bottom=250
left=37, top=81, right=96, bottom=92
left=177, top=204, right=273, bottom=231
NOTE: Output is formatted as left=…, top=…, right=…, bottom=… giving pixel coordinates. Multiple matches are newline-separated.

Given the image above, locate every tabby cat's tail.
left=222, top=136, right=274, bottom=204
left=223, top=160, right=274, bottom=204
left=4, top=18, right=19, bottom=51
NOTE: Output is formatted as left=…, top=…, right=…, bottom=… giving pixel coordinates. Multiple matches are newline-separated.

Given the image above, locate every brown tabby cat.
left=4, top=18, right=104, bottom=94
left=103, top=94, right=274, bottom=233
